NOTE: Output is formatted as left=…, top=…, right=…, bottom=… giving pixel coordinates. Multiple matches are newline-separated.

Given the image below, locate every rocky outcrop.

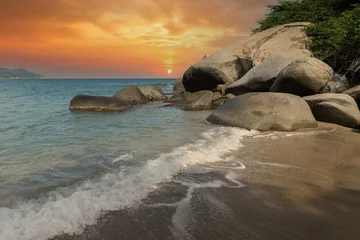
left=138, top=85, right=168, bottom=102
left=189, top=91, right=214, bottom=110
left=270, top=57, right=333, bottom=96
left=69, top=95, right=131, bottom=112
left=182, top=23, right=311, bottom=93
left=182, top=56, right=253, bottom=92
left=321, top=73, right=350, bottom=93
left=343, top=85, right=360, bottom=108
left=303, top=94, right=360, bottom=128
left=113, top=85, right=148, bottom=105
left=207, top=92, right=317, bottom=131
left=226, top=51, right=312, bottom=95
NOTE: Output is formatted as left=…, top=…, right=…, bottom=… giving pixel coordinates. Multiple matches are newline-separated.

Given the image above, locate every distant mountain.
left=0, top=68, right=44, bottom=79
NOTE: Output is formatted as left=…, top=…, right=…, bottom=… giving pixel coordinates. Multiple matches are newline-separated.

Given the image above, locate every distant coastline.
left=0, top=67, right=44, bottom=79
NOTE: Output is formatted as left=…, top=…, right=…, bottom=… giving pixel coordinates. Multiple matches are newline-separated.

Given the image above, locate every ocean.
left=0, top=79, right=258, bottom=240
left=1, top=79, right=359, bottom=240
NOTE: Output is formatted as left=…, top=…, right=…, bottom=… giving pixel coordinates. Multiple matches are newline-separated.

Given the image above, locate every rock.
left=69, top=95, right=131, bottom=112
left=212, top=92, right=223, bottom=102
left=182, top=90, right=208, bottom=103
left=189, top=91, right=214, bottom=110
left=321, top=73, right=350, bottom=93
left=207, top=92, right=317, bottom=131
left=138, top=85, right=168, bottom=102
left=182, top=56, right=253, bottom=92
left=182, top=23, right=311, bottom=93
left=303, top=94, right=360, bottom=128
left=226, top=51, right=311, bottom=95
left=212, top=98, right=227, bottom=107
left=208, top=22, right=311, bottom=64
left=343, top=85, right=360, bottom=108
left=225, top=94, right=236, bottom=100
left=173, top=78, right=185, bottom=94
left=113, top=85, right=149, bottom=105
left=270, top=57, right=333, bottom=96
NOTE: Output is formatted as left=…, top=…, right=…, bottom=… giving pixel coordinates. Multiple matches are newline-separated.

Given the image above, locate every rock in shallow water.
left=207, top=92, right=318, bottom=131
left=303, top=93, right=360, bottom=128
left=69, top=95, right=131, bottom=112
left=113, top=85, right=148, bottom=105
left=138, top=85, right=168, bottom=102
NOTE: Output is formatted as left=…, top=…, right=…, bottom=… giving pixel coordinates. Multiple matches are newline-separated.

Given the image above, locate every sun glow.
left=167, top=69, right=172, bottom=74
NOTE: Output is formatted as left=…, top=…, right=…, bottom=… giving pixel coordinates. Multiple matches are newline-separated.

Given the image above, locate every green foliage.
left=305, top=4, right=360, bottom=74
left=253, top=0, right=336, bottom=33
left=253, top=0, right=360, bottom=79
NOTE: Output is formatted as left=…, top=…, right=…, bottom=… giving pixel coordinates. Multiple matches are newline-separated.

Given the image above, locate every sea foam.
left=0, top=127, right=255, bottom=240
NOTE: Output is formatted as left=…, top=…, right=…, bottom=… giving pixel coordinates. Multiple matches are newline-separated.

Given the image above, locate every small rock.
left=113, top=85, right=148, bottom=105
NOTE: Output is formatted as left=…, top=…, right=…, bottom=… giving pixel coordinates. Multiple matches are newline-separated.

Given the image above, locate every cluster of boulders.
left=172, top=22, right=360, bottom=131
left=69, top=22, right=360, bottom=131
left=69, top=85, right=168, bottom=112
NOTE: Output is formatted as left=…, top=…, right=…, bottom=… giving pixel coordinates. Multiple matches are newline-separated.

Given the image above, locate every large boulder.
left=138, top=85, right=168, bottom=102
left=207, top=92, right=317, bottom=131
left=270, top=57, right=333, bottom=96
left=303, top=94, right=360, bottom=128
left=182, top=23, right=311, bottom=93
left=69, top=95, right=131, bottom=112
left=189, top=91, right=214, bottom=110
left=321, top=73, right=350, bottom=93
left=113, top=85, right=148, bottom=105
left=226, top=51, right=312, bottom=95
left=343, top=85, right=360, bottom=108
left=182, top=56, right=253, bottom=92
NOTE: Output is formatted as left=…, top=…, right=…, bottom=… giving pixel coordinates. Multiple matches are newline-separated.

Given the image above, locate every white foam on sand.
left=113, top=152, right=134, bottom=163
left=149, top=171, right=245, bottom=239
left=0, top=127, right=256, bottom=240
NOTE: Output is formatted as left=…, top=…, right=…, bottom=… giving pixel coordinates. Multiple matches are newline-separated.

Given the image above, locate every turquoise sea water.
left=0, top=78, right=210, bottom=201
left=1, top=78, right=242, bottom=239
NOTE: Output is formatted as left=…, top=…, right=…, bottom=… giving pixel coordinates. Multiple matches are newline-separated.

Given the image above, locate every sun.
left=167, top=69, right=172, bottom=74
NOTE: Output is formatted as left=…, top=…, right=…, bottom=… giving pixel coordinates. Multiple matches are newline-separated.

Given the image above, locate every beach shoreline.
left=53, top=122, right=360, bottom=240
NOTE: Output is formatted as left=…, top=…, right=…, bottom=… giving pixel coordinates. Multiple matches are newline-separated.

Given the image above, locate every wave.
left=0, top=127, right=256, bottom=240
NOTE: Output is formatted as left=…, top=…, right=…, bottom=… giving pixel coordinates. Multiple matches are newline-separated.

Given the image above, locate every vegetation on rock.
left=253, top=0, right=360, bottom=82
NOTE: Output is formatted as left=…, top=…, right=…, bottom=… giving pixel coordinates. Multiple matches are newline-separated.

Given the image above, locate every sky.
left=0, top=0, right=277, bottom=78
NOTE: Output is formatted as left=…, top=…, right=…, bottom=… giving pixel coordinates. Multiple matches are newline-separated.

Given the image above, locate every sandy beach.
left=53, top=122, right=360, bottom=240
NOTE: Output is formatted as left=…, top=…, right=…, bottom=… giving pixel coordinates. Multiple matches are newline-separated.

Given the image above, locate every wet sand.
left=56, top=123, right=360, bottom=240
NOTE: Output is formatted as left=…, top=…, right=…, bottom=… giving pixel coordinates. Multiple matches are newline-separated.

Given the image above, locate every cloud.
left=0, top=0, right=277, bottom=77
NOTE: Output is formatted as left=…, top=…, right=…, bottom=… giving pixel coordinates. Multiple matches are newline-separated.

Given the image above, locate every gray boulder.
left=113, top=85, right=148, bottom=105
left=207, top=92, right=317, bottom=131
left=173, top=78, right=185, bottom=94
left=343, top=85, right=360, bottom=108
left=189, top=91, right=214, bottom=110
left=303, top=94, right=360, bottom=128
left=270, top=57, right=333, bottom=96
left=321, top=73, right=350, bottom=93
left=69, top=95, right=131, bottom=112
left=226, top=51, right=311, bottom=95
left=138, top=85, right=168, bottom=102
left=182, top=56, right=253, bottom=92
left=182, top=90, right=209, bottom=103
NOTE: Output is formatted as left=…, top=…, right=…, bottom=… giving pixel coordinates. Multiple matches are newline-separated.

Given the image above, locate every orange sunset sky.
left=0, top=0, right=277, bottom=78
